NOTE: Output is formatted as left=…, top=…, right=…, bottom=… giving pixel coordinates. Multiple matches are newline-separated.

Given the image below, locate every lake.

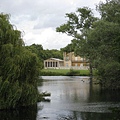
left=37, top=76, right=120, bottom=120
left=0, top=76, right=120, bottom=120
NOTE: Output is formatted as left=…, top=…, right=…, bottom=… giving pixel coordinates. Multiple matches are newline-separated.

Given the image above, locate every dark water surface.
left=0, top=76, right=120, bottom=120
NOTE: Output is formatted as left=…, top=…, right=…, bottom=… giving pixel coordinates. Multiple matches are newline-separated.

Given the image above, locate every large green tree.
left=89, top=0, right=120, bottom=89
left=0, top=13, right=40, bottom=109
left=56, top=7, right=98, bottom=77
left=56, top=0, right=120, bottom=89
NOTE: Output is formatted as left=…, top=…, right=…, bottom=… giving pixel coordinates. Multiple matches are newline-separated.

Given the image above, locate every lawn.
left=40, top=69, right=91, bottom=76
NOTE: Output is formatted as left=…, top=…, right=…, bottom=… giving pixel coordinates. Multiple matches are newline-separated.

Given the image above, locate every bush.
left=98, top=61, right=120, bottom=90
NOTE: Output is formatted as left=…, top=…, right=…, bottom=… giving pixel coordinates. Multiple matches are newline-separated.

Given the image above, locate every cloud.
left=0, top=0, right=106, bottom=50
left=24, top=27, right=72, bottom=50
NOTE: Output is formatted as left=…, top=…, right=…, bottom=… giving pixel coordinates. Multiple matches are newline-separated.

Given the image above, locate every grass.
left=40, top=69, right=92, bottom=76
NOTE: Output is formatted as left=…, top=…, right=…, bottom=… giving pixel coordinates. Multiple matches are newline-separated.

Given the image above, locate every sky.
left=0, top=0, right=106, bottom=50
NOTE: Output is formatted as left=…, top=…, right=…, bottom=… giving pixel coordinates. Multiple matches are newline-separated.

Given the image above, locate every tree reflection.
left=81, top=112, right=119, bottom=120
left=88, top=82, right=120, bottom=102
left=0, top=105, right=37, bottom=120
left=58, top=111, right=119, bottom=120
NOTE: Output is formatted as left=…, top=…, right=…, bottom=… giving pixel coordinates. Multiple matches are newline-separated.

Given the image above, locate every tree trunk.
left=89, top=62, right=93, bottom=83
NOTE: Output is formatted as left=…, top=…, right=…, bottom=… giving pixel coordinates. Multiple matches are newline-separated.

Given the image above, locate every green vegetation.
left=56, top=0, right=120, bottom=90
left=0, top=13, right=41, bottom=110
left=26, top=44, right=63, bottom=62
left=0, top=0, right=120, bottom=110
left=41, top=69, right=92, bottom=76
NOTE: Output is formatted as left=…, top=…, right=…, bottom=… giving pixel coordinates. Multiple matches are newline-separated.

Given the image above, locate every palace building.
left=44, top=52, right=89, bottom=70
left=44, top=58, right=64, bottom=69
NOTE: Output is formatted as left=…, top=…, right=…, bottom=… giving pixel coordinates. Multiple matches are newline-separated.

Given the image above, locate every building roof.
left=44, top=58, right=64, bottom=62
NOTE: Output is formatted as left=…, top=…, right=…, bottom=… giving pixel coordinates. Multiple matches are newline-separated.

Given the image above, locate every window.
left=75, top=63, right=77, bottom=66
left=75, top=57, right=78, bottom=61
left=80, top=63, right=83, bottom=66
left=66, top=63, right=68, bottom=67
left=65, top=57, right=69, bottom=61
left=81, top=58, right=83, bottom=61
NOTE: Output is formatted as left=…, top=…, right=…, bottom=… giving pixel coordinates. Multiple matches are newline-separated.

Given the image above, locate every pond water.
left=0, top=76, right=120, bottom=120
left=37, top=76, right=120, bottom=120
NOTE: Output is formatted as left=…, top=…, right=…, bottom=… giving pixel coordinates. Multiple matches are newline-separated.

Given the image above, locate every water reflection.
left=0, top=105, right=37, bottom=120
left=80, top=112, right=119, bottom=120
left=38, top=76, right=91, bottom=103
left=57, top=111, right=119, bottom=120
left=89, top=83, right=120, bottom=103
left=0, top=76, right=120, bottom=120
left=37, top=107, right=119, bottom=120
left=38, top=76, right=120, bottom=120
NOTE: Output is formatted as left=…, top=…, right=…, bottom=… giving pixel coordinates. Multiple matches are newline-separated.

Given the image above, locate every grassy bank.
left=40, top=69, right=92, bottom=76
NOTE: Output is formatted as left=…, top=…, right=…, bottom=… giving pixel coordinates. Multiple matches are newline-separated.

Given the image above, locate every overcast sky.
left=0, top=0, right=106, bottom=50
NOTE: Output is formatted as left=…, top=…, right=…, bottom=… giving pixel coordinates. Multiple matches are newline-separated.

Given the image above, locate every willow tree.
left=0, top=13, right=40, bottom=109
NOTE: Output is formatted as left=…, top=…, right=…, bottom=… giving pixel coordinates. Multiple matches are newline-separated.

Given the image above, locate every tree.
left=0, top=13, right=40, bottom=109
left=43, top=49, right=63, bottom=60
left=56, top=7, right=98, bottom=77
left=56, top=0, right=120, bottom=89
left=89, top=0, right=120, bottom=89
left=26, top=44, right=63, bottom=61
left=74, top=0, right=120, bottom=89
left=26, top=44, right=44, bottom=69
left=97, top=0, right=120, bottom=23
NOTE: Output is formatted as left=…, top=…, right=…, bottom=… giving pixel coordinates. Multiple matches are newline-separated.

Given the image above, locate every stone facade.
left=44, top=58, right=64, bottom=69
left=44, top=52, right=89, bottom=70
left=63, top=52, right=89, bottom=67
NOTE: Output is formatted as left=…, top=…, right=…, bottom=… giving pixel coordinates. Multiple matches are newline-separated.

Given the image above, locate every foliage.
left=0, top=13, right=40, bottom=109
left=97, top=0, right=120, bottom=23
left=56, top=7, right=97, bottom=38
left=97, top=61, right=120, bottom=89
left=25, top=44, right=44, bottom=69
left=56, top=0, right=120, bottom=89
left=26, top=44, right=63, bottom=75
left=60, top=42, right=75, bottom=53
left=26, top=44, right=63, bottom=66
left=89, top=0, right=120, bottom=89
left=56, top=7, right=98, bottom=77
left=43, top=49, right=63, bottom=60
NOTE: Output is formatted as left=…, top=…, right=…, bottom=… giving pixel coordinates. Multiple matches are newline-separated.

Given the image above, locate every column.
left=48, top=61, right=49, bottom=67
left=46, top=61, right=48, bottom=68
left=53, top=61, right=55, bottom=67
left=54, top=61, right=56, bottom=68
left=52, top=61, right=54, bottom=68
